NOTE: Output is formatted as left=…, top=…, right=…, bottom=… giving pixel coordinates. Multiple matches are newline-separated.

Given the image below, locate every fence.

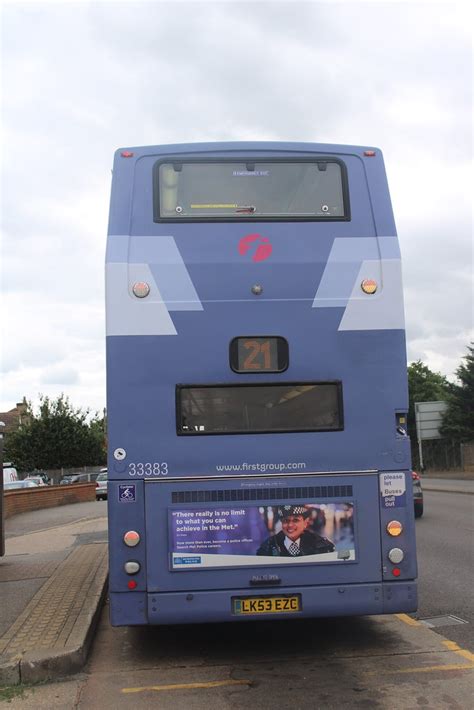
left=410, top=438, right=463, bottom=472
left=461, top=443, right=474, bottom=472
left=22, top=465, right=105, bottom=485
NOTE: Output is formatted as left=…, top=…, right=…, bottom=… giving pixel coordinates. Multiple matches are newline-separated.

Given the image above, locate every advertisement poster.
left=169, top=503, right=355, bottom=569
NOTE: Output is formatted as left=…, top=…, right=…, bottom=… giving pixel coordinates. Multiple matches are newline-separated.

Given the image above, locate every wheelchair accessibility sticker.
left=118, top=484, right=136, bottom=503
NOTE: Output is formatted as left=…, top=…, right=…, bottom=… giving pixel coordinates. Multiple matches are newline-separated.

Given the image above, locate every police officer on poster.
left=256, top=505, right=335, bottom=557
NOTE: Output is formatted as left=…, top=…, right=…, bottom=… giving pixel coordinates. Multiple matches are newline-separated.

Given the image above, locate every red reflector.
left=364, top=150, right=376, bottom=157
left=124, top=530, right=140, bottom=547
left=392, top=568, right=401, bottom=577
left=128, top=579, right=138, bottom=590
left=121, top=151, right=134, bottom=158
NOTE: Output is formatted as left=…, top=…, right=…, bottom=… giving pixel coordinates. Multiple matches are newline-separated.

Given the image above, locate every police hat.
left=277, top=505, right=310, bottom=519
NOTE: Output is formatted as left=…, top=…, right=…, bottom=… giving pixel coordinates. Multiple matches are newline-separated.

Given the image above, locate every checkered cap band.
left=277, top=505, right=309, bottom=518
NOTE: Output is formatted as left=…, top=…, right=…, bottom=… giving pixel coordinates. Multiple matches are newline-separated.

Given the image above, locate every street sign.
left=415, top=401, right=448, bottom=441
left=414, top=401, right=448, bottom=470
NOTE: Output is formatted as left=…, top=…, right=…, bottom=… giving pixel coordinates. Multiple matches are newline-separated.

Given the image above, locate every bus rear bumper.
left=110, top=581, right=417, bottom=626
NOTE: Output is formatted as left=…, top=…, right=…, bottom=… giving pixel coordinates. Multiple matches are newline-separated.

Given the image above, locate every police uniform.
left=256, top=505, right=335, bottom=557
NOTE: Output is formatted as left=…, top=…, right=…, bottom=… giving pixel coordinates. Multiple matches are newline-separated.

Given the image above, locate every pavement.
left=0, top=478, right=472, bottom=689
left=0, top=501, right=108, bottom=685
left=421, top=477, right=474, bottom=494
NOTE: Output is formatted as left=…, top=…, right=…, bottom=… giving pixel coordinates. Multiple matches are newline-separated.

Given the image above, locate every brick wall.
left=4, top=483, right=97, bottom=519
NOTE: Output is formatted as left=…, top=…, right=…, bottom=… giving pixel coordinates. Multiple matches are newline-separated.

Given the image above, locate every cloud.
left=40, top=366, right=79, bottom=386
left=1, top=0, right=472, bottom=413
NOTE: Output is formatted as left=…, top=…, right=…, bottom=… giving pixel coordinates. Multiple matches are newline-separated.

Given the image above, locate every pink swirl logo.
left=238, top=233, right=273, bottom=262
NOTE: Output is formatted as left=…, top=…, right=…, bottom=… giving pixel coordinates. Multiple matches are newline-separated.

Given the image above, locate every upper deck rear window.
left=155, top=160, right=348, bottom=221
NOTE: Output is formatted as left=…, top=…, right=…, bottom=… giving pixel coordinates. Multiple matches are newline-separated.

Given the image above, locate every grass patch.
left=0, top=684, right=28, bottom=703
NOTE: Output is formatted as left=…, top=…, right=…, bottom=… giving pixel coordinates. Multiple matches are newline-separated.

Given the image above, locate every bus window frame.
left=153, top=156, right=351, bottom=223
left=175, top=381, right=344, bottom=436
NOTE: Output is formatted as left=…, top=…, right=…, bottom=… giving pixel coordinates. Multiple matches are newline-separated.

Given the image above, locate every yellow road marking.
left=371, top=634, right=474, bottom=674
left=443, top=640, right=474, bottom=662
left=122, top=679, right=251, bottom=694
left=368, top=663, right=474, bottom=675
left=456, top=649, right=474, bottom=662
left=396, top=616, right=474, bottom=662
left=396, top=613, right=421, bottom=626
left=443, top=640, right=459, bottom=650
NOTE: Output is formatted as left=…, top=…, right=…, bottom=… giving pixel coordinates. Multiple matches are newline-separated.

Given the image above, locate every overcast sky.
left=1, top=0, right=472, bottom=415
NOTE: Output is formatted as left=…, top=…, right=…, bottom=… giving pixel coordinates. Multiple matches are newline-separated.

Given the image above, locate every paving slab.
left=421, top=478, right=474, bottom=495
left=0, top=542, right=108, bottom=685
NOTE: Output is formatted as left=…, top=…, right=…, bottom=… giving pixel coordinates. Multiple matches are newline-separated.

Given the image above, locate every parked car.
left=3, top=463, right=18, bottom=484
left=95, top=471, right=108, bottom=500
left=25, top=471, right=51, bottom=485
left=59, top=474, right=80, bottom=485
left=24, top=475, right=47, bottom=486
left=60, top=472, right=100, bottom=485
left=4, top=480, right=39, bottom=490
left=412, top=470, right=424, bottom=518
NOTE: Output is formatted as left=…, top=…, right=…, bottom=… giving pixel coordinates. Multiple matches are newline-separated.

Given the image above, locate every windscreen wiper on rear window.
left=235, top=205, right=256, bottom=214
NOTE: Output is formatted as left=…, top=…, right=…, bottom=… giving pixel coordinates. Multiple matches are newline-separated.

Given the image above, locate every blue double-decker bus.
left=106, top=142, right=417, bottom=625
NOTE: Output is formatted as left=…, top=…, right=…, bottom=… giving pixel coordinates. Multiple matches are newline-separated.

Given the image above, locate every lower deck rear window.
left=177, top=382, right=343, bottom=435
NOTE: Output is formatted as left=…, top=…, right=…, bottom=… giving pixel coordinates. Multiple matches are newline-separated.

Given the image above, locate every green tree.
left=407, top=361, right=451, bottom=468
left=4, top=394, right=106, bottom=471
left=89, top=410, right=107, bottom=462
left=407, top=361, right=451, bottom=439
left=440, top=343, right=474, bottom=443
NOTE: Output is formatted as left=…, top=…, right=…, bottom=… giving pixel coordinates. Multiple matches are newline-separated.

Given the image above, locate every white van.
left=3, top=463, right=19, bottom=483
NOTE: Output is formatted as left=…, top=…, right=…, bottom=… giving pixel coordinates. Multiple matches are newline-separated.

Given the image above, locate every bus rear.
left=106, top=142, right=417, bottom=625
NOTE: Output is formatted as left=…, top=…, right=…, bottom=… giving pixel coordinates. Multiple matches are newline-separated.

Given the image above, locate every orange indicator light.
left=361, top=279, right=378, bottom=294
left=386, top=520, right=403, bottom=537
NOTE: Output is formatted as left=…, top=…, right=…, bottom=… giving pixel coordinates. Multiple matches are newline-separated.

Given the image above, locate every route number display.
left=230, top=337, right=288, bottom=373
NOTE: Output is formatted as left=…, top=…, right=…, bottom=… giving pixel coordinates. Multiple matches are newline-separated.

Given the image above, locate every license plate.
left=232, top=595, right=301, bottom=615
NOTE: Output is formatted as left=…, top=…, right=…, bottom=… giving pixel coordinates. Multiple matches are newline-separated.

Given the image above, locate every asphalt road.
left=414, top=489, right=474, bottom=650
left=5, top=499, right=106, bottom=538
left=3, top=489, right=473, bottom=708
